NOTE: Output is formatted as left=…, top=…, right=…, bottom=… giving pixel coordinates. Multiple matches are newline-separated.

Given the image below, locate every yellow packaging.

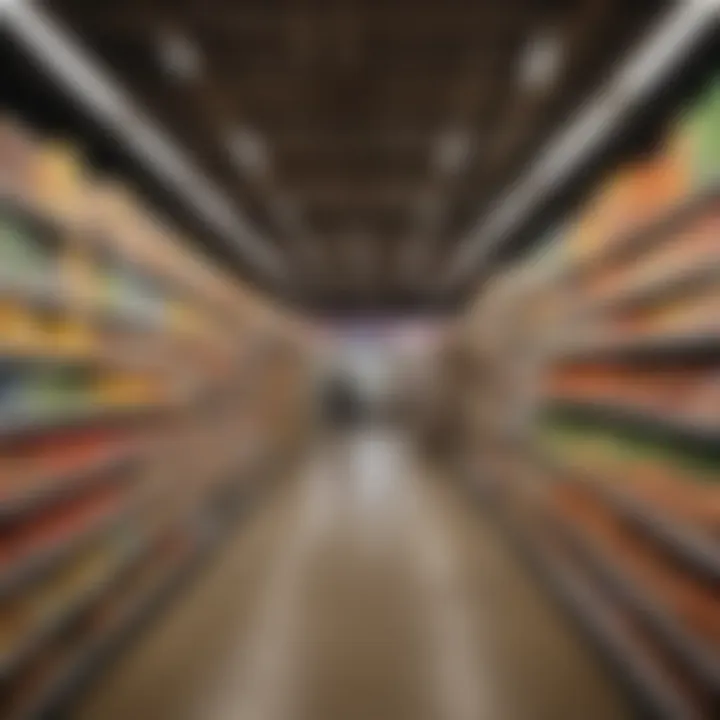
left=0, top=300, right=45, bottom=349
left=48, top=316, right=95, bottom=355
left=32, top=141, right=85, bottom=221
left=570, top=171, right=635, bottom=260
left=94, top=372, right=161, bottom=405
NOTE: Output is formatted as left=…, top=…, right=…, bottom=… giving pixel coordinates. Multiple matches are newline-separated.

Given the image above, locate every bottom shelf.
left=0, top=456, right=272, bottom=720
left=546, top=485, right=720, bottom=691
left=4, top=534, right=200, bottom=720
left=463, top=473, right=707, bottom=720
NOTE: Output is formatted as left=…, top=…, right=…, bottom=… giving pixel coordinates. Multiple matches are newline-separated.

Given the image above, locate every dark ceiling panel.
left=42, top=0, right=669, bottom=310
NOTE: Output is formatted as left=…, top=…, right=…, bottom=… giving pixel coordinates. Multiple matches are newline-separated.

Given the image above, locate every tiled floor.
left=75, top=430, right=632, bottom=720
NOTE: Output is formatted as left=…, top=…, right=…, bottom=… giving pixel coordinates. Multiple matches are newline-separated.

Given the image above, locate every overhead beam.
left=438, top=0, right=719, bottom=292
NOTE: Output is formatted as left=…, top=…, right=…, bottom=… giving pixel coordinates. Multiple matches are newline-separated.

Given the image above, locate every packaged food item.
left=569, top=175, right=628, bottom=261
left=31, top=140, right=86, bottom=222
left=92, top=369, right=161, bottom=406
left=623, top=144, right=691, bottom=230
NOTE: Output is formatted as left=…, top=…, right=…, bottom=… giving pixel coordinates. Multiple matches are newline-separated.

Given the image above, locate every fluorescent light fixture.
left=228, top=126, right=270, bottom=175
left=438, top=1, right=717, bottom=292
left=3, top=2, right=284, bottom=280
left=158, top=30, right=203, bottom=82
left=434, top=129, right=472, bottom=175
left=518, top=31, right=562, bottom=92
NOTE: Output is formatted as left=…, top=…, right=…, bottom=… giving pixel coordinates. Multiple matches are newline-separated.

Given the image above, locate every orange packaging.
left=570, top=181, right=616, bottom=260
left=624, top=139, right=692, bottom=229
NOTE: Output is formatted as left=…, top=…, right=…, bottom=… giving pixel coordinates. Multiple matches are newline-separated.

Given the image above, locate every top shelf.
left=566, top=183, right=720, bottom=282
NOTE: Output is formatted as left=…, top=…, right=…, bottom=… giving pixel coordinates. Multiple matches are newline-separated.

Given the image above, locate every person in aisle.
left=323, top=371, right=361, bottom=430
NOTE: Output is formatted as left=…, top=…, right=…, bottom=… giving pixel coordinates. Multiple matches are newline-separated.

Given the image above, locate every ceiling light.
left=518, top=31, right=562, bottom=92
left=434, top=129, right=472, bottom=175
left=158, top=30, right=203, bottom=81
left=228, top=126, right=270, bottom=175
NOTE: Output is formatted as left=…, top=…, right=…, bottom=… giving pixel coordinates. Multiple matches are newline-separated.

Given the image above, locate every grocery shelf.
left=561, top=331, right=720, bottom=364
left=591, top=261, right=720, bottom=317
left=0, top=279, right=67, bottom=313
left=568, top=183, right=720, bottom=281
left=536, top=451, right=720, bottom=585
left=8, top=470, right=260, bottom=720
left=593, top=484, right=720, bottom=586
left=548, top=502, right=720, bottom=692
left=0, top=346, right=171, bottom=375
left=528, top=534, right=701, bottom=720
left=0, top=449, right=271, bottom=693
left=1, top=194, right=243, bottom=337
left=0, top=283, right=171, bottom=340
left=0, top=347, right=102, bottom=368
left=0, top=540, right=147, bottom=682
left=0, top=449, right=139, bottom=523
left=10, top=543, right=199, bottom=720
left=0, top=500, right=137, bottom=599
left=1, top=206, right=185, bottom=340
left=0, top=403, right=169, bottom=444
left=89, top=305, right=164, bottom=335
left=1, top=9, right=308, bottom=719
left=463, top=473, right=700, bottom=719
left=548, top=397, right=720, bottom=455
left=0, top=192, right=66, bottom=232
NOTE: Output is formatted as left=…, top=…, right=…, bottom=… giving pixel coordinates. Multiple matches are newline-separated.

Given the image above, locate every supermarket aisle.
left=75, top=431, right=631, bottom=720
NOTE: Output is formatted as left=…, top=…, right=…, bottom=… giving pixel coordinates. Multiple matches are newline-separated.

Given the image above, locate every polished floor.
left=75, top=430, right=632, bottom=720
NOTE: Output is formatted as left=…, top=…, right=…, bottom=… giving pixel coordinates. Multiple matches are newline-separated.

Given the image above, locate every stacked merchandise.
left=0, top=118, right=309, bottom=720
left=453, top=76, right=720, bottom=716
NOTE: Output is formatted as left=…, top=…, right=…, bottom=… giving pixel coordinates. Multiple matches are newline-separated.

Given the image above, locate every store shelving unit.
left=537, top=184, right=720, bottom=711
left=0, top=11, right=310, bottom=719
left=563, top=332, right=720, bottom=364
left=0, top=221, right=299, bottom=715
left=548, top=399, right=720, bottom=456
left=0, top=449, right=136, bottom=522
left=0, top=451, right=275, bottom=720
left=450, top=15, right=720, bottom=715
left=462, top=471, right=704, bottom=720
left=0, top=497, right=136, bottom=599
left=536, top=450, right=720, bottom=584
left=566, top=184, right=720, bottom=287
left=7, top=535, right=200, bottom=720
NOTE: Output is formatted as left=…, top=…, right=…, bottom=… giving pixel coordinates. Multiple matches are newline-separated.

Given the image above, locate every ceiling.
left=44, top=0, right=667, bottom=312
